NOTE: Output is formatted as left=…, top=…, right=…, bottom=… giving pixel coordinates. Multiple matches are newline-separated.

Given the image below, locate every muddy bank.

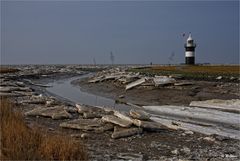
left=73, top=78, right=239, bottom=106
left=2, top=65, right=240, bottom=160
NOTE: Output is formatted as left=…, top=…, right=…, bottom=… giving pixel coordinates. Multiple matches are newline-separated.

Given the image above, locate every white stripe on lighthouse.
left=185, top=51, right=194, bottom=57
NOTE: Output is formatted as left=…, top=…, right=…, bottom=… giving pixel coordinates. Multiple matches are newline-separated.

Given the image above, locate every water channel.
left=46, top=74, right=132, bottom=111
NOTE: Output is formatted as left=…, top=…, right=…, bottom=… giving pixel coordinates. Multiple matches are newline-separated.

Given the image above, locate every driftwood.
left=76, top=104, right=105, bottom=114
left=60, top=118, right=114, bottom=132
left=133, top=119, right=168, bottom=132
left=153, top=76, right=176, bottom=86
left=102, top=115, right=132, bottom=127
left=0, top=86, right=32, bottom=92
left=111, top=126, right=143, bottom=139
left=113, top=111, right=134, bottom=123
left=130, top=109, right=150, bottom=120
left=25, top=106, right=72, bottom=120
left=125, top=78, right=146, bottom=90
left=190, top=99, right=240, bottom=113
left=0, top=92, right=22, bottom=97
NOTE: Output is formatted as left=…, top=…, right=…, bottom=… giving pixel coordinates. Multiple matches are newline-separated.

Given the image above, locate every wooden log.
left=102, top=115, right=132, bottom=127
left=111, top=126, right=143, bottom=139
left=133, top=119, right=168, bottom=132
left=113, top=111, right=134, bottom=123
left=60, top=118, right=114, bottom=132
left=125, top=78, right=146, bottom=90
left=130, top=109, right=150, bottom=120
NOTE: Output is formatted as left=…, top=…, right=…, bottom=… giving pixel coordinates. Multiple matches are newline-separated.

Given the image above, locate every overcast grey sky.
left=1, top=1, right=239, bottom=65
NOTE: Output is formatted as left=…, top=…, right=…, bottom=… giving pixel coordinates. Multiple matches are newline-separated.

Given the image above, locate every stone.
left=133, top=119, right=167, bottom=132
left=216, top=76, right=223, bottom=80
left=181, top=147, right=191, bottom=154
left=81, top=133, right=90, bottom=139
left=129, top=109, right=150, bottom=120
left=203, top=136, right=216, bottom=142
left=184, top=130, right=194, bottom=135
left=171, top=149, right=179, bottom=155
left=111, top=126, right=143, bottom=139
left=102, top=115, right=132, bottom=127
left=60, top=118, right=114, bottom=132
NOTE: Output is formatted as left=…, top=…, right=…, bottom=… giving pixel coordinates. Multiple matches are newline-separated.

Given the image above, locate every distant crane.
left=110, top=51, right=115, bottom=65
left=93, top=58, right=96, bottom=66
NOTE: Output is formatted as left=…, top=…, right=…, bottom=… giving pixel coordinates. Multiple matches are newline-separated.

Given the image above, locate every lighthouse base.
left=185, top=57, right=195, bottom=65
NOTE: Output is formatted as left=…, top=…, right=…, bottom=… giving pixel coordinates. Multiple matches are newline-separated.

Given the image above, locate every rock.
left=25, top=106, right=72, bottom=120
left=81, top=133, right=90, bottom=139
left=60, top=118, right=114, bottom=132
left=129, top=109, right=150, bottom=120
left=181, top=147, right=191, bottom=154
left=216, top=76, right=223, bottom=80
left=111, top=126, right=143, bottom=139
left=117, top=153, right=143, bottom=161
left=133, top=119, right=167, bottom=132
left=102, top=115, right=132, bottom=127
left=203, top=136, right=216, bottom=142
left=171, top=149, right=179, bottom=155
left=184, top=130, right=194, bottom=135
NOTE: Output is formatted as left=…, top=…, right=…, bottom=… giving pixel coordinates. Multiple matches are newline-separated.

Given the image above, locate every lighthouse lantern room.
left=184, top=34, right=196, bottom=65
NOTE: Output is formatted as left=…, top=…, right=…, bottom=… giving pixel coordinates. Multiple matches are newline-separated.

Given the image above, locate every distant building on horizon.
left=184, top=34, right=196, bottom=65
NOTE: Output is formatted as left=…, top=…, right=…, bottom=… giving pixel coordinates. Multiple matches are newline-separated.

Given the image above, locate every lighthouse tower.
left=184, top=34, right=196, bottom=65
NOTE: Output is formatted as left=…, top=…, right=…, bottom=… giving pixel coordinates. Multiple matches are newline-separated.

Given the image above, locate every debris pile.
left=60, top=104, right=168, bottom=139
left=87, top=68, right=196, bottom=91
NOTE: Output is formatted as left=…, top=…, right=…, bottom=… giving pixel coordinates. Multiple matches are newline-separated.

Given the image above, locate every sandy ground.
left=73, top=78, right=239, bottom=106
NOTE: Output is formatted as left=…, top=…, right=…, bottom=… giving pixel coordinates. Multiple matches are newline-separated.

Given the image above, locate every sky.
left=1, top=1, right=239, bottom=65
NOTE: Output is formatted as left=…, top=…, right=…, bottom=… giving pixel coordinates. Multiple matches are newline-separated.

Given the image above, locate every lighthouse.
left=184, top=34, right=196, bottom=65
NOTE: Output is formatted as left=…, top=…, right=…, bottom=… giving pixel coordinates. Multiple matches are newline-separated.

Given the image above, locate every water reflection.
left=46, top=75, right=131, bottom=111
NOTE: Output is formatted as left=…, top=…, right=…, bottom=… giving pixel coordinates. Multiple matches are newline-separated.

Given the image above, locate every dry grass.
left=0, top=67, right=19, bottom=74
left=0, top=98, right=88, bottom=160
left=130, top=65, right=239, bottom=81
left=151, top=65, right=240, bottom=75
